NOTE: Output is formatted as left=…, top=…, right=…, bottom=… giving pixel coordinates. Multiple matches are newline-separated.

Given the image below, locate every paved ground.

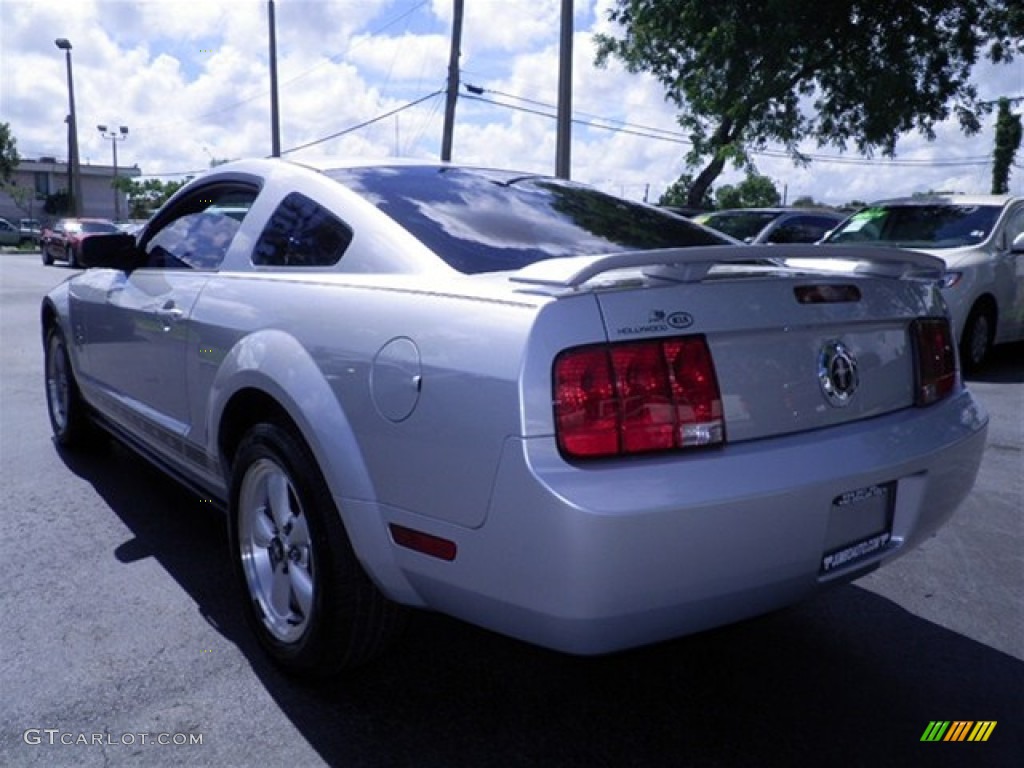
left=1, top=250, right=1021, bottom=767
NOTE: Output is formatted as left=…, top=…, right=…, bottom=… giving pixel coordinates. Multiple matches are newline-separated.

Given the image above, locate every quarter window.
left=252, top=192, right=352, bottom=267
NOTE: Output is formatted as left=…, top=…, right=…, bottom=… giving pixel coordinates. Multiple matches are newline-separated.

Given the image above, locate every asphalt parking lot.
left=1, top=249, right=1021, bottom=768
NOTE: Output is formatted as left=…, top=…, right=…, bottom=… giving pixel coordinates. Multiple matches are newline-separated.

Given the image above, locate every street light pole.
left=55, top=38, right=83, bottom=217
left=441, top=0, right=464, bottom=162
left=97, top=125, right=129, bottom=220
left=268, top=0, right=281, bottom=157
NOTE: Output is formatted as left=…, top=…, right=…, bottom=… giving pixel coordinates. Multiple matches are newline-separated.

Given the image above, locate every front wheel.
left=229, top=423, right=407, bottom=675
left=44, top=326, right=96, bottom=447
left=42, top=245, right=54, bottom=265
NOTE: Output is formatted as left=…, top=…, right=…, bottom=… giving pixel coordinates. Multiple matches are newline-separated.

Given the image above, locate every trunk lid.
left=514, top=245, right=948, bottom=443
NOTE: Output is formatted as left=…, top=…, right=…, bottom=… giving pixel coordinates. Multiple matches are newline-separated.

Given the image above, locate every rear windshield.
left=825, top=204, right=1002, bottom=249
left=80, top=221, right=120, bottom=234
left=327, top=166, right=727, bottom=274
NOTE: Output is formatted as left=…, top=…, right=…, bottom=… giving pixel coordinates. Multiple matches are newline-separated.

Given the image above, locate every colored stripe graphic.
left=945, top=721, right=973, bottom=741
left=921, top=721, right=997, bottom=742
left=968, top=722, right=997, bottom=742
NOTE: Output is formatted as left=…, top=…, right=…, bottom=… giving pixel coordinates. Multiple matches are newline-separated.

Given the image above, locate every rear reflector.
left=911, top=318, right=957, bottom=406
left=389, top=524, right=457, bottom=561
left=554, top=335, right=724, bottom=459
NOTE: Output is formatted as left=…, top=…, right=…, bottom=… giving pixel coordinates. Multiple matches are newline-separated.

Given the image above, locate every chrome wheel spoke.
left=269, top=561, right=293, bottom=620
left=251, top=506, right=276, bottom=548
left=289, top=561, right=314, bottom=620
left=267, top=472, right=292, bottom=531
left=284, top=510, right=309, bottom=550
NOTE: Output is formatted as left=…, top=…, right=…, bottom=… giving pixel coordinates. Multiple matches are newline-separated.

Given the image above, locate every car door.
left=74, top=181, right=259, bottom=464
left=998, top=202, right=1024, bottom=342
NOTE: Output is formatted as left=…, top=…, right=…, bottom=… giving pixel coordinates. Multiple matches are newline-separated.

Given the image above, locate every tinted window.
left=253, top=192, right=353, bottom=267
left=143, top=185, right=257, bottom=270
left=327, top=166, right=727, bottom=274
left=699, top=211, right=780, bottom=241
left=826, top=204, right=1002, bottom=248
left=81, top=221, right=119, bottom=234
left=766, top=215, right=841, bottom=244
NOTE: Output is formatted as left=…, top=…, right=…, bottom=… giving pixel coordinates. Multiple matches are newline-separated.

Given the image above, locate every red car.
left=41, top=218, right=120, bottom=267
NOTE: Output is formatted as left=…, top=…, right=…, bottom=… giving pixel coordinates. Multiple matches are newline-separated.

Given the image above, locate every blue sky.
left=2, top=0, right=1023, bottom=205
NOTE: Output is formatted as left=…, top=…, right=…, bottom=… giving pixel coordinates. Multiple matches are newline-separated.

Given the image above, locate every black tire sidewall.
left=228, top=423, right=348, bottom=672
left=961, top=307, right=993, bottom=372
left=45, top=327, right=83, bottom=445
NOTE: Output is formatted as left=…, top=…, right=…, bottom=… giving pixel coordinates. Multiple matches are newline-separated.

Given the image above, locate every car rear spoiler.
left=509, top=244, right=945, bottom=289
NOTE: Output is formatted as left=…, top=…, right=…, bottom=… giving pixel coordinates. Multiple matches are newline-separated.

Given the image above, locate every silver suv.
left=825, top=195, right=1024, bottom=370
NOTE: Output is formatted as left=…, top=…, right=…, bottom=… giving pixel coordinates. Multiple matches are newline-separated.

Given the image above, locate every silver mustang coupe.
left=42, top=159, right=988, bottom=675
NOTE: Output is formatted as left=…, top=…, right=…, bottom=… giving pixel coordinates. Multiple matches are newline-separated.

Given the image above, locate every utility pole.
left=441, top=0, right=464, bottom=162
left=555, top=0, right=573, bottom=179
left=268, top=0, right=281, bottom=157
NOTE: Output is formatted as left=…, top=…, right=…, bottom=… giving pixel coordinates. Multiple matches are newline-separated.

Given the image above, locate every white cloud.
left=1, top=0, right=1022, bottom=203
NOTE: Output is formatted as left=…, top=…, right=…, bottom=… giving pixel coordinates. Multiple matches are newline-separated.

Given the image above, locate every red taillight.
left=553, top=336, right=724, bottom=459
left=912, top=318, right=957, bottom=406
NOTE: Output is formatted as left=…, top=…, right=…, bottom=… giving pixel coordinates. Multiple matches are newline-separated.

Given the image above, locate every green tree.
left=595, top=1, right=1024, bottom=208
left=992, top=97, right=1022, bottom=194
left=0, top=122, right=19, bottom=183
left=715, top=174, right=781, bottom=209
left=113, top=177, right=191, bottom=218
left=791, top=195, right=820, bottom=208
left=0, top=122, right=25, bottom=213
left=659, top=174, right=713, bottom=208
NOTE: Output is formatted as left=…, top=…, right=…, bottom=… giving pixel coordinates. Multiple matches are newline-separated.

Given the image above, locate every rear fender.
left=207, top=329, right=412, bottom=599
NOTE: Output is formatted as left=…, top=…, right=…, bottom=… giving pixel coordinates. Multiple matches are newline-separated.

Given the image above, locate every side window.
left=143, top=184, right=258, bottom=270
left=1002, top=204, right=1024, bottom=245
left=252, top=192, right=352, bottom=267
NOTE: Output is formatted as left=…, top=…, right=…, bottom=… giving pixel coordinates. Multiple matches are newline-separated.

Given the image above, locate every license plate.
left=820, top=483, right=895, bottom=574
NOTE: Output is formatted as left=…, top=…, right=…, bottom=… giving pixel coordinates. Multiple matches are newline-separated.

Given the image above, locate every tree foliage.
left=0, top=122, right=19, bottom=184
left=714, top=174, right=781, bottom=209
left=113, top=177, right=191, bottom=219
left=595, top=0, right=1024, bottom=207
left=659, top=174, right=713, bottom=208
left=992, top=98, right=1022, bottom=194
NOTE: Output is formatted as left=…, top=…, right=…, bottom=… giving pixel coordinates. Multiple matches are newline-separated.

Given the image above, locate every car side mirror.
left=1011, top=232, right=1024, bottom=254
left=77, top=233, right=140, bottom=270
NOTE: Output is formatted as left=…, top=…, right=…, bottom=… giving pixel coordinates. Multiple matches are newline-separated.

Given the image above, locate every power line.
left=281, top=89, right=445, bottom=155
left=463, top=83, right=995, bottom=169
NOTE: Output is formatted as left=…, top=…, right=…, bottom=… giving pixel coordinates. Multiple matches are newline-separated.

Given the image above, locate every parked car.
left=19, top=218, right=42, bottom=246
left=42, top=159, right=988, bottom=675
left=41, top=217, right=120, bottom=267
left=0, top=217, right=22, bottom=246
left=823, top=195, right=1024, bottom=369
left=694, top=207, right=846, bottom=244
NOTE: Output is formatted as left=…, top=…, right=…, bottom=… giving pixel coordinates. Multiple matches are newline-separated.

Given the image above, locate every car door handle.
left=156, top=302, right=184, bottom=328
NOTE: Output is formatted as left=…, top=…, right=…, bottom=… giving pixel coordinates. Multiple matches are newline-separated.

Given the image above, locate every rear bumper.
left=374, top=390, right=988, bottom=654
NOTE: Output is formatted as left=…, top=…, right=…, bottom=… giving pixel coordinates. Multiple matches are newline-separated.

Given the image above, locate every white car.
left=824, top=195, right=1024, bottom=369
left=42, top=159, right=988, bottom=675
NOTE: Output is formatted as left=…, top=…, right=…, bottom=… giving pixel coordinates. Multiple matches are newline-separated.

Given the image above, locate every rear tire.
left=960, top=304, right=994, bottom=373
left=229, top=423, right=407, bottom=675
